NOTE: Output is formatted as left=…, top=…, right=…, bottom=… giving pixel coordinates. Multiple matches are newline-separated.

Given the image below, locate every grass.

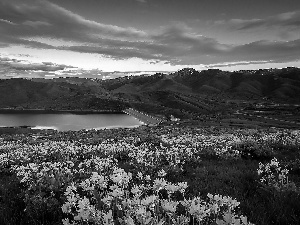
left=0, top=173, right=27, bottom=225
left=180, top=158, right=300, bottom=225
left=0, top=126, right=300, bottom=225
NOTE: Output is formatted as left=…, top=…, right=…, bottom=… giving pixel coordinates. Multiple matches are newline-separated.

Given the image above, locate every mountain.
left=0, top=78, right=126, bottom=111
left=0, top=67, right=299, bottom=118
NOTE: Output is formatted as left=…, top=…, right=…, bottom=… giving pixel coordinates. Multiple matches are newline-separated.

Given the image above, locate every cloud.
left=49, top=24, right=231, bottom=64
left=12, top=62, right=69, bottom=71
left=135, top=0, right=147, bottom=3
left=0, top=56, right=90, bottom=78
left=23, top=20, right=52, bottom=27
left=0, top=55, right=160, bottom=79
left=229, top=39, right=300, bottom=63
left=204, top=60, right=274, bottom=69
left=0, top=35, right=58, bottom=50
left=0, top=0, right=299, bottom=69
left=0, top=18, right=16, bottom=25
left=0, top=0, right=147, bottom=43
left=218, top=10, right=300, bottom=31
left=0, top=56, right=71, bottom=72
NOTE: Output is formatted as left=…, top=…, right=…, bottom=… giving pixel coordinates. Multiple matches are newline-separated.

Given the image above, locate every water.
left=0, top=113, right=143, bottom=131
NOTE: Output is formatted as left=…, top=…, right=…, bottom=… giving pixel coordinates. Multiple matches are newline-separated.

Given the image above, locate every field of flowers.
left=0, top=126, right=300, bottom=225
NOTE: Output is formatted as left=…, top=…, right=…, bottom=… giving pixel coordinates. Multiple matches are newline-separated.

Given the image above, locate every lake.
left=0, top=113, right=144, bottom=131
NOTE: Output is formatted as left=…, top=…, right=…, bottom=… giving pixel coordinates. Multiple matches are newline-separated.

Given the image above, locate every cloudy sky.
left=0, top=0, right=300, bottom=78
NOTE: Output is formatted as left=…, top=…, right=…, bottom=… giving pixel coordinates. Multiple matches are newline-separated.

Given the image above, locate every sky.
left=0, top=0, right=300, bottom=79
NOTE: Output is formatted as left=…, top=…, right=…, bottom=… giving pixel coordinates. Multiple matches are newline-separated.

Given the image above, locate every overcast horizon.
left=0, top=0, right=300, bottom=79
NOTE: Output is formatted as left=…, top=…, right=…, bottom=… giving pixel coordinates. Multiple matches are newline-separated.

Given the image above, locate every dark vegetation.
left=0, top=67, right=300, bottom=224
left=0, top=125, right=300, bottom=225
left=0, top=67, right=299, bottom=119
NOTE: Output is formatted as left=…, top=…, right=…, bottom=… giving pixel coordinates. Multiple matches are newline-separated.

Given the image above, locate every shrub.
left=257, top=158, right=297, bottom=192
left=235, top=141, right=275, bottom=160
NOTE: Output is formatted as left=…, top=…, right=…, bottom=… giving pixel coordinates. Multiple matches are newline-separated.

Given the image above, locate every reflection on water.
left=0, top=113, right=143, bottom=131
left=31, top=126, right=58, bottom=130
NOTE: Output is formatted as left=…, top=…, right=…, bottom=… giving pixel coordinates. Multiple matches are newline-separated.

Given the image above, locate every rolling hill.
left=0, top=67, right=299, bottom=118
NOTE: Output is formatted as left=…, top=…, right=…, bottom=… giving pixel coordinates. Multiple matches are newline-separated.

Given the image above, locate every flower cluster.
left=61, top=169, right=253, bottom=225
left=257, top=158, right=297, bottom=192
left=1, top=127, right=299, bottom=224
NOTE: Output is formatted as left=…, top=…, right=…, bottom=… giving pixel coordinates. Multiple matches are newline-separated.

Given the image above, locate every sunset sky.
left=0, top=0, right=300, bottom=78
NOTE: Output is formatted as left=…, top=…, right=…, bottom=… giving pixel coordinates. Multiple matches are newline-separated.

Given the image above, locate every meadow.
left=0, top=125, right=300, bottom=225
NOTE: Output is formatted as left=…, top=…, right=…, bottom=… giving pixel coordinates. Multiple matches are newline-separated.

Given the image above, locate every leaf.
left=144, top=217, right=153, bottom=225
left=157, top=218, right=165, bottom=225
left=124, top=216, right=135, bottom=225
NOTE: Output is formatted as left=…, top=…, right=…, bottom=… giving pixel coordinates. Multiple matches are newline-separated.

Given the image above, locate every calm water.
left=0, top=113, right=143, bottom=131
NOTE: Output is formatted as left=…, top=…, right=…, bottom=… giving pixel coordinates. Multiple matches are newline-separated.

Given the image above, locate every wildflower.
left=171, top=215, right=190, bottom=225
left=177, top=182, right=188, bottom=193
left=216, top=212, right=254, bottom=225
left=80, top=179, right=94, bottom=192
left=123, top=216, right=135, bottom=225
left=74, top=197, right=93, bottom=221
left=141, top=195, right=157, bottom=206
left=257, top=157, right=295, bottom=191
left=111, top=187, right=124, bottom=198
left=165, top=183, right=180, bottom=195
left=102, top=210, right=114, bottom=225
left=61, top=202, right=72, bottom=214
left=137, top=172, right=143, bottom=179
left=136, top=206, right=147, bottom=216
left=189, top=200, right=210, bottom=222
left=158, top=169, right=167, bottom=177
left=102, top=195, right=113, bottom=206
left=161, top=199, right=179, bottom=213
left=153, top=178, right=167, bottom=191
left=110, top=168, right=132, bottom=186
left=131, top=185, right=143, bottom=197
left=62, top=218, right=75, bottom=225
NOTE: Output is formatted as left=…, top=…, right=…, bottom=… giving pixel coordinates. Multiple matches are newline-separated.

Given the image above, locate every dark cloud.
left=11, top=63, right=65, bottom=71
left=219, top=11, right=300, bottom=31
left=0, top=56, right=88, bottom=78
left=135, top=0, right=147, bottom=3
left=176, top=39, right=300, bottom=65
left=229, top=39, right=300, bottom=63
left=64, top=45, right=166, bottom=61
left=0, top=0, right=147, bottom=43
left=0, top=35, right=57, bottom=50
left=152, top=24, right=228, bottom=55
left=0, top=0, right=299, bottom=68
left=0, top=56, right=70, bottom=72
left=57, top=24, right=230, bottom=64
left=0, top=56, right=159, bottom=79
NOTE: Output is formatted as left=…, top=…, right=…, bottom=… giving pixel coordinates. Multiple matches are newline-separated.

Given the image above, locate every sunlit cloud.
left=205, top=60, right=274, bottom=68
left=0, top=55, right=76, bottom=78
left=0, top=0, right=299, bottom=73
left=0, top=55, right=175, bottom=79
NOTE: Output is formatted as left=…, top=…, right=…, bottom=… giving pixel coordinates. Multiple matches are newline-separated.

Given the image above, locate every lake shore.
left=0, top=108, right=124, bottom=114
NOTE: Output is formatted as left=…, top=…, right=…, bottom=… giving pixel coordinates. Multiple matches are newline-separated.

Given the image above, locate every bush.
left=235, top=141, right=275, bottom=160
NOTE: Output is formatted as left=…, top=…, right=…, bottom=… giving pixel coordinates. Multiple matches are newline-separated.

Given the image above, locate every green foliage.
left=0, top=126, right=300, bottom=224
left=285, top=158, right=300, bottom=175
left=235, top=141, right=275, bottom=160
left=0, top=174, right=27, bottom=225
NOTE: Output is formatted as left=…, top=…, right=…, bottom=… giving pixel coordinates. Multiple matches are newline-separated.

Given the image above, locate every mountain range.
left=0, top=67, right=299, bottom=118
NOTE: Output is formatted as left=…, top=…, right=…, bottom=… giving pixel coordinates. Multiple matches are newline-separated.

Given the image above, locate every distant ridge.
left=0, top=67, right=299, bottom=117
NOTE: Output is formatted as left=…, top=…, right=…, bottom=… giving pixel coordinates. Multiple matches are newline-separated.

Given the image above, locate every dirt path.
left=123, top=108, right=163, bottom=125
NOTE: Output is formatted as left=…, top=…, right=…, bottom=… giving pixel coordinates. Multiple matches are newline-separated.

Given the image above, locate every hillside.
left=0, top=67, right=299, bottom=118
